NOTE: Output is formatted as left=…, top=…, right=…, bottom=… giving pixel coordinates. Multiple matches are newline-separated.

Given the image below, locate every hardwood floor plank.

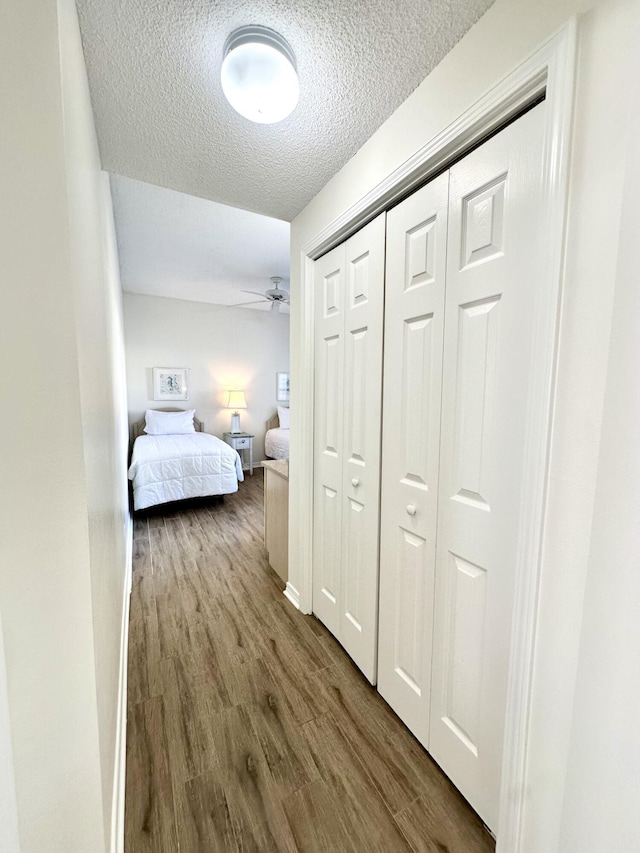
left=194, top=550, right=236, bottom=598
left=269, top=599, right=334, bottom=674
left=297, top=712, right=411, bottom=851
left=168, top=640, right=236, bottom=714
left=226, top=655, right=276, bottom=707
left=188, top=593, right=262, bottom=666
left=130, top=572, right=156, bottom=623
left=243, top=660, right=320, bottom=798
left=132, top=536, right=152, bottom=576
left=160, top=657, right=218, bottom=785
left=283, top=778, right=376, bottom=853
left=260, top=631, right=329, bottom=725
left=152, top=547, right=195, bottom=597
left=225, top=574, right=282, bottom=645
left=133, top=515, right=149, bottom=540
left=125, top=697, right=178, bottom=852
left=175, top=772, right=238, bottom=853
left=211, top=705, right=298, bottom=852
left=163, top=516, right=185, bottom=539
left=312, top=659, right=446, bottom=815
left=155, top=593, right=192, bottom=660
left=127, top=612, right=162, bottom=707
left=181, top=524, right=212, bottom=556
left=181, top=509, right=205, bottom=533
left=394, top=790, right=494, bottom=853
left=126, top=469, right=494, bottom=853
left=226, top=557, right=284, bottom=606
left=178, top=570, right=210, bottom=616
left=148, top=524, right=170, bottom=562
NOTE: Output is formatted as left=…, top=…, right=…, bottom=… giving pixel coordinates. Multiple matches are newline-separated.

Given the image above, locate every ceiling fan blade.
left=241, top=290, right=269, bottom=298
left=227, top=300, right=266, bottom=307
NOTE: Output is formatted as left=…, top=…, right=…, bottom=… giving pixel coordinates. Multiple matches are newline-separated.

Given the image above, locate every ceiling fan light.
left=221, top=26, right=299, bottom=124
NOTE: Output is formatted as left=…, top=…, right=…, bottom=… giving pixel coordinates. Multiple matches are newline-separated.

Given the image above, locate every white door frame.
left=288, top=20, right=575, bottom=852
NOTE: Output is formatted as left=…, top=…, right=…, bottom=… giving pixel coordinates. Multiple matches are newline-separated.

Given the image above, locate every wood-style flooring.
left=126, top=470, right=495, bottom=852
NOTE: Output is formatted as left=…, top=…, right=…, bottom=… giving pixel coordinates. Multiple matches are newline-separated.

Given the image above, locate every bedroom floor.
left=126, top=470, right=495, bottom=852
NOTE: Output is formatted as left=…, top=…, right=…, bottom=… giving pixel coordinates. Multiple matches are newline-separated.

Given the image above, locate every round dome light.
left=221, top=26, right=299, bottom=124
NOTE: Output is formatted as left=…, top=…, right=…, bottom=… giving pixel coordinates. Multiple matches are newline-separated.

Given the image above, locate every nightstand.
left=223, top=432, right=254, bottom=475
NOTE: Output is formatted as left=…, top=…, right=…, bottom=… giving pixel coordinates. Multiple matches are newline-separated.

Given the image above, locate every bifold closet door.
left=378, top=102, right=547, bottom=829
left=313, top=244, right=344, bottom=639
left=429, top=102, right=547, bottom=829
left=377, top=173, right=449, bottom=744
left=313, top=214, right=385, bottom=683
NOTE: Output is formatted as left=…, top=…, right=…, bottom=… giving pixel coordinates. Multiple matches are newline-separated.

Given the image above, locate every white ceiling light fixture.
left=221, top=26, right=299, bottom=124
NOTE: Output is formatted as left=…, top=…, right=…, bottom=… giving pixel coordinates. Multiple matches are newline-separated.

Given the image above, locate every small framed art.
left=276, top=372, right=290, bottom=402
left=153, top=367, right=189, bottom=401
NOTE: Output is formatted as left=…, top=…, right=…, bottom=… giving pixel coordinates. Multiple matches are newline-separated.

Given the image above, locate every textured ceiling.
left=77, top=0, right=494, bottom=221
left=111, top=175, right=290, bottom=311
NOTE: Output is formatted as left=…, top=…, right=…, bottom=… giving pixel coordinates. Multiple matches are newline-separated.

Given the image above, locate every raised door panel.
left=430, top=103, right=546, bottom=831
left=340, top=213, right=386, bottom=683
left=377, top=174, right=449, bottom=744
left=313, top=245, right=346, bottom=636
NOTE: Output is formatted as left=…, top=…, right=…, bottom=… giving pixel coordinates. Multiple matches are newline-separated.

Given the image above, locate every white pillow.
left=144, top=409, right=196, bottom=435
left=277, top=405, right=290, bottom=430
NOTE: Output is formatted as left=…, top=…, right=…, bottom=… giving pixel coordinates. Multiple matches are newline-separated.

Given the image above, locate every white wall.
left=58, top=0, right=131, bottom=844
left=558, top=28, right=640, bottom=849
left=289, top=0, right=640, bottom=850
left=0, top=614, right=19, bottom=853
left=124, top=293, right=290, bottom=462
left=0, top=0, right=129, bottom=850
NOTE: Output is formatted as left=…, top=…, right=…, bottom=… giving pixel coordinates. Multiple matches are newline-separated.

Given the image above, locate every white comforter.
left=264, top=427, right=290, bottom=460
left=128, top=433, right=244, bottom=511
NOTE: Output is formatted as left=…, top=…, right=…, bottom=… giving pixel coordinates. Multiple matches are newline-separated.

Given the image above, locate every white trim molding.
left=283, top=581, right=300, bottom=610
left=290, top=19, right=576, bottom=853
left=111, top=515, right=133, bottom=853
left=496, top=20, right=576, bottom=853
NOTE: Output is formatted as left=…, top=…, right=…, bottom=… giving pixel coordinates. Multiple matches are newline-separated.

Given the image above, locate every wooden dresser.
left=262, top=459, right=289, bottom=582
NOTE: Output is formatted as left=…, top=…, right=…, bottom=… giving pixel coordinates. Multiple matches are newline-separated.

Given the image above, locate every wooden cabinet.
left=263, top=460, right=289, bottom=582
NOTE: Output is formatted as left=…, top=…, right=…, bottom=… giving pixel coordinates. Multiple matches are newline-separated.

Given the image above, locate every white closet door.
left=429, top=103, right=546, bottom=829
left=313, top=244, right=345, bottom=637
left=340, top=214, right=386, bottom=683
left=377, top=174, right=449, bottom=743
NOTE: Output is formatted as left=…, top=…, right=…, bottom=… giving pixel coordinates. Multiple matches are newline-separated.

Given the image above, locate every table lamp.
left=226, top=390, right=246, bottom=433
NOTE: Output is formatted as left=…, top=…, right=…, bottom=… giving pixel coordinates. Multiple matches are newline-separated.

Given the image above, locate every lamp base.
left=230, top=412, right=241, bottom=433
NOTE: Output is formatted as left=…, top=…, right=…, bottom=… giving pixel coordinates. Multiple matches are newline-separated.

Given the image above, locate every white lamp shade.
left=226, top=390, right=247, bottom=410
left=221, top=27, right=299, bottom=124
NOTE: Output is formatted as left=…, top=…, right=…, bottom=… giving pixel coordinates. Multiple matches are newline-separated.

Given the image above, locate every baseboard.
left=111, top=515, right=133, bottom=853
left=283, top=581, right=300, bottom=610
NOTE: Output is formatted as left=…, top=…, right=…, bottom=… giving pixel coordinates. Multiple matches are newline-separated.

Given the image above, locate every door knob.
left=406, top=504, right=417, bottom=516
left=351, top=478, right=360, bottom=487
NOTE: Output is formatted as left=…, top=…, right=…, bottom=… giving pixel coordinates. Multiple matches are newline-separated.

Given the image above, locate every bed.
left=128, top=409, right=244, bottom=511
left=264, top=410, right=290, bottom=460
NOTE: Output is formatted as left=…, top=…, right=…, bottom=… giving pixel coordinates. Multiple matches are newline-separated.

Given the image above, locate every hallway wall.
left=0, top=0, right=130, bottom=849
left=559, top=26, right=640, bottom=848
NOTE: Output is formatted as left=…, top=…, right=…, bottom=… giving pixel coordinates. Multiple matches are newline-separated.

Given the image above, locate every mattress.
left=128, top=432, right=244, bottom=511
left=264, top=427, right=290, bottom=460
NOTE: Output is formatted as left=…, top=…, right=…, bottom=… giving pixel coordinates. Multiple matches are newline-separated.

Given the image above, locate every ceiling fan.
left=230, top=276, right=290, bottom=312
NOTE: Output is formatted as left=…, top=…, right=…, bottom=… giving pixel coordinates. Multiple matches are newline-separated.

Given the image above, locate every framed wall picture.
left=153, top=367, right=189, bottom=401
left=276, top=372, right=290, bottom=402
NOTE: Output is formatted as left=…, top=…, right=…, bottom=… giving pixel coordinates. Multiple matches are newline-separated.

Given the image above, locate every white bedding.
left=128, top=433, right=244, bottom=511
left=264, top=427, right=290, bottom=460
